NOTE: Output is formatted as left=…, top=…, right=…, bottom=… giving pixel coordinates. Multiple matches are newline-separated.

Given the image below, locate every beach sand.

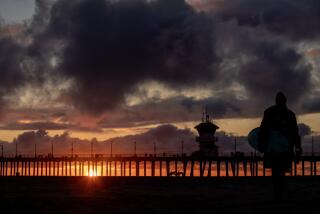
left=0, top=176, right=319, bottom=213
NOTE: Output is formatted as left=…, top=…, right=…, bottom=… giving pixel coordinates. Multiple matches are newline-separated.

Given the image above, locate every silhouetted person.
left=258, top=92, right=302, bottom=200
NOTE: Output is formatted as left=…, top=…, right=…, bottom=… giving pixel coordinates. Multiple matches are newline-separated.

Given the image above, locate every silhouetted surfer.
left=258, top=92, right=302, bottom=200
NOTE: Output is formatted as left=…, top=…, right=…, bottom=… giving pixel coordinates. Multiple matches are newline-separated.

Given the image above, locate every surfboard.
left=248, top=127, right=290, bottom=153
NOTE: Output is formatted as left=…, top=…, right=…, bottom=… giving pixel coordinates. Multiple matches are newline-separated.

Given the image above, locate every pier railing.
left=1, top=155, right=320, bottom=177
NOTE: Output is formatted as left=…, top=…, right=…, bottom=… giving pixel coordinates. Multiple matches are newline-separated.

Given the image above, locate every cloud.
left=237, top=40, right=311, bottom=106
left=303, top=96, right=320, bottom=113
left=1, top=122, right=317, bottom=156
left=298, top=123, right=312, bottom=138
left=208, top=0, right=320, bottom=41
left=107, top=124, right=197, bottom=154
left=0, top=120, right=103, bottom=133
left=0, top=0, right=318, bottom=131
left=215, top=131, right=254, bottom=155
left=0, top=36, right=26, bottom=114
left=0, top=121, right=68, bottom=130
left=1, top=124, right=251, bottom=156
left=46, top=0, right=312, bottom=116
left=31, top=0, right=217, bottom=114
left=1, top=124, right=197, bottom=155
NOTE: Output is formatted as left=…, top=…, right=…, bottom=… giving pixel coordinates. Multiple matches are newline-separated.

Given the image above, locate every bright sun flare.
left=88, top=169, right=97, bottom=177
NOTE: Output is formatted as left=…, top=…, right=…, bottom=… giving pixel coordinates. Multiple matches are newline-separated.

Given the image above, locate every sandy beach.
left=0, top=176, right=319, bottom=214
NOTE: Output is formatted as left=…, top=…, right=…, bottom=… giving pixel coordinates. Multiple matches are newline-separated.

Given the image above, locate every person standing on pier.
left=258, top=92, right=302, bottom=200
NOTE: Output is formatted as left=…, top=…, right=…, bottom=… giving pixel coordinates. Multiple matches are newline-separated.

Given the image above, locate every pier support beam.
left=151, top=161, right=155, bottom=177
left=226, top=160, right=229, bottom=177
left=166, top=161, right=170, bottom=176
left=101, top=161, right=103, bottom=176
left=207, top=161, right=212, bottom=177
left=200, top=161, right=206, bottom=177
left=217, top=161, right=220, bottom=177
left=136, top=161, right=139, bottom=176
left=190, top=161, right=194, bottom=177
left=243, top=160, right=247, bottom=177
left=183, top=161, right=187, bottom=177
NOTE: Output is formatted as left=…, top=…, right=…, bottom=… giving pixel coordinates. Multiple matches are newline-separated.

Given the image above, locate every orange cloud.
left=0, top=24, right=24, bottom=37
left=305, top=49, right=320, bottom=57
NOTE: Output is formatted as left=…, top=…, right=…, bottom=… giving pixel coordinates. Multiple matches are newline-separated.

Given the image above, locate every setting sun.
left=88, top=170, right=98, bottom=177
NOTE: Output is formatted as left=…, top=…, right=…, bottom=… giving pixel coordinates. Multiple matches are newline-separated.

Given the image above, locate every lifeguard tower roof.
left=194, top=121, right=219, bottom=133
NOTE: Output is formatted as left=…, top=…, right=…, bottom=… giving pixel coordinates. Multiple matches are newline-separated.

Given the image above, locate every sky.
left=0, top=0, right=35, bottom=23
left=0, top=0, right=320, bottom=155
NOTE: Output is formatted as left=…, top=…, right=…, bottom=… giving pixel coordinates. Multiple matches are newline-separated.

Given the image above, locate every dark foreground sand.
left=0, top=176, right=319, bottom=214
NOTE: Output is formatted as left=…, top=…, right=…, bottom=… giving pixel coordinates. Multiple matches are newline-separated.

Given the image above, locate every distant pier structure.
left=194, top=112, right=219, bottom=157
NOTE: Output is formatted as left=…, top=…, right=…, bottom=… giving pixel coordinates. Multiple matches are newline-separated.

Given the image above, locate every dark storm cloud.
left=41, top=0, right=312, bottom=116
left=237, top=40, right=311, bottom=106
left=45, top=0, right=217, bottom=113
left=199, top=0, right=316, bottom=114
left=97, top=94, right=259, bottom=129
left=181, top=96, right=242, bottom=117
left=97, top=95, right=243, bottom=129
left=302, top=96, right=320, bottom=113
left=0, top=39, right=24, bottom=86
left=0, top=37, right=26, bottom=113
left=98, top=96, right=201, bottom=128
left=0, top=0, right=318, bottom=127
left=219, top=0, right=320, bottom=41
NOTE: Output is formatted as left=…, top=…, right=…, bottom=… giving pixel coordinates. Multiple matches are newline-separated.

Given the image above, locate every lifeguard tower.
left=194, top=112, right=219, bottom=157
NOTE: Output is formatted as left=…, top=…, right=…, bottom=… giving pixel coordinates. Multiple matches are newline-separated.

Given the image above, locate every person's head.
left=275, top=92, right=287, bottom=106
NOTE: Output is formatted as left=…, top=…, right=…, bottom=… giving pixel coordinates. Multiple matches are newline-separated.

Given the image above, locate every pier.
left=0, top=155, right=319, bottom=177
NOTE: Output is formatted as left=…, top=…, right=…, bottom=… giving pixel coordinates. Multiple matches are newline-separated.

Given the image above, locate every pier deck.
left=1, top=155, right=319, bottom=177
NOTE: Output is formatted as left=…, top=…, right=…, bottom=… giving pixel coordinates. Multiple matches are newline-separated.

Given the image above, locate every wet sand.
left=0, top=176, right=319, bottom=214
